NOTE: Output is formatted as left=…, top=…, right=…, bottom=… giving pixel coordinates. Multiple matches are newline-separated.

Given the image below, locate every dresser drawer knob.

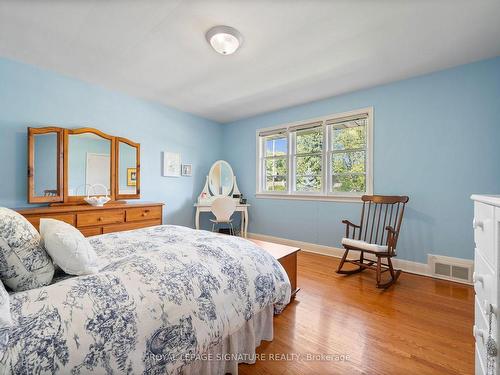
left=473, top=218, right=484, bottom=230
left=98, top=217, right=103, bottom=222
left=473, top=325, right=485, bottom=341
left=483, top=301, right=499, bottom=315
left=473, top=272, right=484, bottom=285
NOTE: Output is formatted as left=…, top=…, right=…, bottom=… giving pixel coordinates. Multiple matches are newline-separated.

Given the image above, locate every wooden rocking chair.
left=336, top=195, right=409, bottom=288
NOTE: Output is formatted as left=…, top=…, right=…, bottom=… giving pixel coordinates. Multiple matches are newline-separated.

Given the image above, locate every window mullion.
left=330, top=147, right=366, bottom=154
left=288, top=131, right=294, bottom=194
left=262, top=139, right=267, bottom=192
left=322, top=122, right=328, bottom=195
left=294, top=151, right=322, bottom=158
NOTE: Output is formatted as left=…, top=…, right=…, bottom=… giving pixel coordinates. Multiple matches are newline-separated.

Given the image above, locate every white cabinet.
left=471, top=195, right=500, bottom=375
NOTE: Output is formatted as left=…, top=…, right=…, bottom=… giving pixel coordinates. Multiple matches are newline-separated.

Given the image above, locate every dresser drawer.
left=126, top=206, right=162, bottom=222
left=476, top=342, right=487, bottom=375
left=79, top=227, right=103, bottom=237
left=77, top=210, right=125, bottom=227
left=474, top=202, right=496, bottom=269
left=474, top=296, right=497, bottom=374
left=27, top=214, right=75, bottom=231
left=102, top=219, right=161, bottom=234
left=474, top=248, right=497, bottom=308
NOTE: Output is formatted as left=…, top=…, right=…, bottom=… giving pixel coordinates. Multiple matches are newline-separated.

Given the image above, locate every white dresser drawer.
left=474, top=296, right=498, bottom=375
left=474, top=249, right=498, bottom=308
left=476, top=342, right=487, bottom=375
left=474, top=202, right=496, bottom=269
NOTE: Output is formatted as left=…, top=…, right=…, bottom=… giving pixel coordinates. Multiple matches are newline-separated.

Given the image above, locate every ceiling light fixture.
left=206, top=25, right=243, bottom=55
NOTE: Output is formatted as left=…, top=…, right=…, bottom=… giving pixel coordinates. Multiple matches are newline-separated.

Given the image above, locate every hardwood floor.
left=239, top=251, right=474, bottom=375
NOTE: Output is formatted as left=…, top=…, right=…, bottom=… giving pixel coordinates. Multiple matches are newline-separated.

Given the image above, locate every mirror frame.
left=115, top=137, right=140, bottom=200
left=27, top=126, right=142, bottom=205
left=27, top=127, right=64, bottom=203
left=63, top=127, right=116, bottom=204
left=208, top=160, right=234, bottom=197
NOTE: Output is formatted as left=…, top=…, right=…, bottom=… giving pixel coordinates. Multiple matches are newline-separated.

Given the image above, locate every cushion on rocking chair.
left=341, top=238, right=389, bottom=253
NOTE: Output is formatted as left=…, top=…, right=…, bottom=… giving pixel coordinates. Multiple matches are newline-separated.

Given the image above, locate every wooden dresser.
left=17, top=202, right=164, bottom=237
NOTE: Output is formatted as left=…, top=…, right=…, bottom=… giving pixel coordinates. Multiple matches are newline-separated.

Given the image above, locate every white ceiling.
left=0, top=0, right=499, bottom=123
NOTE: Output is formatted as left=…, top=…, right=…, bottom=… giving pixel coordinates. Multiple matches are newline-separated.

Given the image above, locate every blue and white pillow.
left=0, top=208, right=54, bottom=291
left=0, top=281, right=12, bottom=351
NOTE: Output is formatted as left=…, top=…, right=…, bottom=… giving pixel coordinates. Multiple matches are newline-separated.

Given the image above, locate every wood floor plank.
left=239, top=251, right=474, bottom=375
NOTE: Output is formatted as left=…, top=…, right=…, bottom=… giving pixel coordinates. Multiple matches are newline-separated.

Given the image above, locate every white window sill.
left=255, top=193, right=363, bottom=203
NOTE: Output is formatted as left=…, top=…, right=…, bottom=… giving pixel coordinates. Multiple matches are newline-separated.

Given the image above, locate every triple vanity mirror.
left=28, top=127, right=140, bottom=204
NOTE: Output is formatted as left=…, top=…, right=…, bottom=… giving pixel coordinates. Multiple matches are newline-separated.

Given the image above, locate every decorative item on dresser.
left=16, top=202, right=164, bottom=237
left=471, top=195, right=499, bottom=375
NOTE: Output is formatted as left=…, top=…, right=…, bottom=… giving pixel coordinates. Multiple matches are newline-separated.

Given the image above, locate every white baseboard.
left=247, top=232, right=435, bottom=280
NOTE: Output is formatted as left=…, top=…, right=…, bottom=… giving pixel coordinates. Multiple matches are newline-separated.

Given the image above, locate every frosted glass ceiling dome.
left=206, top=25, right=243, bottom=55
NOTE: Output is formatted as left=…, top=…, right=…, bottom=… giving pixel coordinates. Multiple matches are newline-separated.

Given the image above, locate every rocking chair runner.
left=336, top=195, right=409, bottom=288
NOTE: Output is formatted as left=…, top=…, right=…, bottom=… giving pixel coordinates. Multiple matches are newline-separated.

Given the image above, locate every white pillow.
left=40, top=219, right=100, bottom=275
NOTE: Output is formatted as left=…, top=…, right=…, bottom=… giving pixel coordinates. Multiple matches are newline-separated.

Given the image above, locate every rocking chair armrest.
left=343, top=220, right=361, bottom=239
left=385, top=225, right=397, bottom=235
left=342, top=220, right=361, bottom=229
left=385, top=226, right=399, bottom=252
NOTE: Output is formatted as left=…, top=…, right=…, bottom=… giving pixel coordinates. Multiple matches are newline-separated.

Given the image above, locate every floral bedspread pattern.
left=0, top=225, right=290, bottom=374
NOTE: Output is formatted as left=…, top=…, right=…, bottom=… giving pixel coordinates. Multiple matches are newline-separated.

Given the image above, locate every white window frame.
left=290, top=125, right=324, bottom=195
left=256, top=107, right=373, bottom=202
left=261, top=134, right=289, bottom=192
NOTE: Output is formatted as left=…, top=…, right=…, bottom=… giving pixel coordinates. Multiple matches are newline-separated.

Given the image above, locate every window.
left=329, top=116, right=368, bottom=194
left=261, top=131, right=288, bottom=192
left=256, top=108, right=372, bottom=201
left=292, top=123, right=323, bottom=193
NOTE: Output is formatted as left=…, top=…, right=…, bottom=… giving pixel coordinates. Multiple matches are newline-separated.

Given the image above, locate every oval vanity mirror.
left=208, top=160, right=234, bottom=196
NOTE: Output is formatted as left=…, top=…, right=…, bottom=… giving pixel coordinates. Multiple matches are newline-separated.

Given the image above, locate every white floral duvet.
left=0, top=225, right=291, bottom=374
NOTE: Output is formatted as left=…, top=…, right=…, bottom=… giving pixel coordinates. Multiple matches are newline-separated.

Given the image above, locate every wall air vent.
left=428, top=254, right=473, bottom=284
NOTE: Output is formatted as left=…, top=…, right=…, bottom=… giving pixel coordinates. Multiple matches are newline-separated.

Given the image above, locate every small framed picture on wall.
left=182, top=164, right=192, bottom=176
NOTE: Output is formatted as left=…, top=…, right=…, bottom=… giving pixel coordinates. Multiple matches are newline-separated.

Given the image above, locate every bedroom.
left=0, top=1, right=499, bottom=374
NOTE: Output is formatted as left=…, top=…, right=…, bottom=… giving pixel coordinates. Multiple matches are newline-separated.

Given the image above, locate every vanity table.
left=194, top=160, right=250, bottom=237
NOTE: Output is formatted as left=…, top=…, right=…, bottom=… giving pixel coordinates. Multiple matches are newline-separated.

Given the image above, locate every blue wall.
left=0, top=58, right=223, bottom=227
left=222, top=57, right=500, bottom=263
left=1, top=56, right=499, bottom=262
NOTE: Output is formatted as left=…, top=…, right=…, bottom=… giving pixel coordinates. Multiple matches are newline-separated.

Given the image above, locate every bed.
left=0, top=225, right=291, bottom=374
